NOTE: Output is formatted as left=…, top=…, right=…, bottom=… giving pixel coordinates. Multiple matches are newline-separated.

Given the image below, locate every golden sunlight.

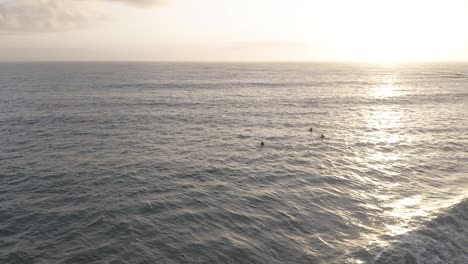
left=317, top=0, right=468, bottom=63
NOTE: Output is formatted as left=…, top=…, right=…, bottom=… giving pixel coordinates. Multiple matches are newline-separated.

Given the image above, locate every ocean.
left=0, top=62, right=467, bottom=263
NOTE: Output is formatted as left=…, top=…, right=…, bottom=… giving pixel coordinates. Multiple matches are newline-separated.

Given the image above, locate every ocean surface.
left=0, top=62, right=467, bottom=264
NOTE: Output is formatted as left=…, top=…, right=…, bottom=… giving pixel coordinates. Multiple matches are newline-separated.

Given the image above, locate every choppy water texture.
left=1, top=62, right=467, bottom=264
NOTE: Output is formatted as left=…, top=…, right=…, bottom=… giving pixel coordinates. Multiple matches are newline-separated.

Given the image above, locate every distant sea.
left=1, top=62, right=467, bottom=263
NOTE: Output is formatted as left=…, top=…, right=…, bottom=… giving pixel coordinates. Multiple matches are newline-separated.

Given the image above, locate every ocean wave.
left=350, top=198, right=468, bottom=264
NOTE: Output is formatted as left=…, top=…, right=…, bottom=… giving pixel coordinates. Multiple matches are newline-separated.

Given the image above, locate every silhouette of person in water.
left=260, top=141, right=264, bottom=146
left=309, top=128, right=313, bottom=132
left=320, top=134, right=325, bottom=138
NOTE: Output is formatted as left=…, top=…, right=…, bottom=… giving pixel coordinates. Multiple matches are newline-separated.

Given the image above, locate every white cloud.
left=0, top=0, right=162, bottom=32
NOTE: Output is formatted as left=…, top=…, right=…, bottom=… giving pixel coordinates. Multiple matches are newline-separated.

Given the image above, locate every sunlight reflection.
left=384, top=195, right=429, bottom=236
left=371, top=76, right=404, bottom=98
left=365, top=109, right=403, bottom=144
left=373, top=84, right=398, bottom=98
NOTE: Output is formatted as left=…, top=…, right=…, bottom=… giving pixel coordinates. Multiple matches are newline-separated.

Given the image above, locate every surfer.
left=309, top=128, right=313, bottom=132
left=320, top=134, right=325, bottom=139
left=260, top=141, right=264, bottom=146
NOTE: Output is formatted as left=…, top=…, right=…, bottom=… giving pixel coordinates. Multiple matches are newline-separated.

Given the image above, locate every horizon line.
left=1, top=60, right=468, bottom=64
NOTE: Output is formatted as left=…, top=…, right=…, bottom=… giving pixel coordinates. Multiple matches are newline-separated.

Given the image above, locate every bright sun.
left=317, top=0, right=467, bottom=63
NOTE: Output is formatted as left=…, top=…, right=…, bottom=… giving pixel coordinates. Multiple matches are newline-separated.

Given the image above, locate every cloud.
left=0, top=0, right=162, bottom=32
left=108, top=0, right=162, bottom=7
left=0, top=0, right=92, bottom=32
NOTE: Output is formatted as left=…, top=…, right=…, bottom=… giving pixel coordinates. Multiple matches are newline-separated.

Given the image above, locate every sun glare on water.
left=316, top=0, right=467, bottom=63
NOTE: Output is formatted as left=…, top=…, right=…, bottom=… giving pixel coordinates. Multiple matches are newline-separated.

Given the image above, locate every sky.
left=1, top=0, right=468, bottom=62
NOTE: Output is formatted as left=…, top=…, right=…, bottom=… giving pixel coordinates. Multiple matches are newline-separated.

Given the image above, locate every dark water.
left=0, top=62, right=467, bottom=263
